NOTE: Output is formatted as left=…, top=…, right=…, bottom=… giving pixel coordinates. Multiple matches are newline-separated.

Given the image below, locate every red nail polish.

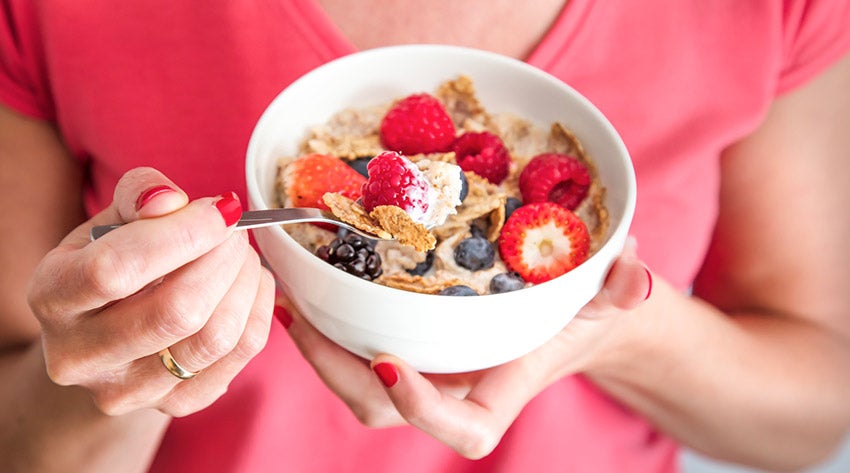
left=644, top=266, right=653, bottom=300
left=215, top=192, right=242, bottom=227
left=274, top=306, right=292, bottom=329
left=373, top=362, right=398, bottom=388
left=135, top=185, right=175, bottom=211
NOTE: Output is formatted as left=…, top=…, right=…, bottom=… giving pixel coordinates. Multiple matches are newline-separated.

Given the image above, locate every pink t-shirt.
left=2, top=1, right=849, bottom=472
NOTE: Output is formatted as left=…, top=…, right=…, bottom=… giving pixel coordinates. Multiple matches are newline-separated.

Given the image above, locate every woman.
left=1, top=1, right=849, bottom=471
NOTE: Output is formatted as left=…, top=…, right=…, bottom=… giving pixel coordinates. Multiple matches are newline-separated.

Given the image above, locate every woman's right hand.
left=26, top=167, right=276, bottom=417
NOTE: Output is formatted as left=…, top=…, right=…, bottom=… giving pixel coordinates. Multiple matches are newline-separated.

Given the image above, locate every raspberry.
left=498, top=202, right=590, bottom=284
left=519, top=153, right=590, bottom=210
left=361, top=151, right=430, bottom=219
left=380, top=93, right=456, bottom=155
left=285, top=153, right=366, bottom=210
left=450, top=131, right=511, bottom=184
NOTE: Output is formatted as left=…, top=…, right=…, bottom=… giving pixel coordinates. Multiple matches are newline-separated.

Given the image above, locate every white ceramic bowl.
left=246, top=45, right=635, bottom=373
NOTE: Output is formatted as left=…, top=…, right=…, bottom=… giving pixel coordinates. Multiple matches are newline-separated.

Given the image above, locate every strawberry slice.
left=498, top=202, right=590, bottom=284
left=285, top=153, right=366, bottom=210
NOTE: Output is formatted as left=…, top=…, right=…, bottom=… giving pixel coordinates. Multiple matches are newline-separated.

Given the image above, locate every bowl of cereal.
left=246, top=45, right=635, bottom=373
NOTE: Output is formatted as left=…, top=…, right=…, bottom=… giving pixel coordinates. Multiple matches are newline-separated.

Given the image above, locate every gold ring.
left=158, top=348, right=200, bottom=380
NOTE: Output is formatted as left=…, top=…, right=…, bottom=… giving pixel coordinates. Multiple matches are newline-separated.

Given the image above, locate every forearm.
left=0, top=340, right=170, bottom=473
left=587, top=279, right=850, bottom=472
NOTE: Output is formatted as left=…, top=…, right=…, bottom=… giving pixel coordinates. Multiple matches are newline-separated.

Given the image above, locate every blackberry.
left=438, top=285, right=479, bottom=296
left=316, top=233, right=383, bottom=280
left=406, top=250, right=435, bottom=276
left=453, top=236, right=495, bottom=271
left=490, top=272, right=526, bottom=294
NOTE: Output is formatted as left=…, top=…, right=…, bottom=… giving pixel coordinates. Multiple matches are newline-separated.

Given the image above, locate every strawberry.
left=498, top=202, right=590, bottom=284
left=285, top=153, right=366, bottom=210
left=380, top=93, right=456, bottom=155
left=519, top=153, right=590, bottom=210
left=450, top=131, right=511, bottom=184
left=361, top=151, right=430, bottom=219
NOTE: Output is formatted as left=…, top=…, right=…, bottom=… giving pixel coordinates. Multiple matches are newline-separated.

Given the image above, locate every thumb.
left=598, top=237, right=653, bottom=310
left=111, top=166, right=189, bottom=222
left=64, top=167, right=190, bottom=247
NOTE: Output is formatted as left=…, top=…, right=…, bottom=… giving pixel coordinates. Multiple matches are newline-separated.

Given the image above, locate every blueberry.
left=504, top=197, right=523, bottom=220
left=459, top=171, right=469, bottom=202
left=438, top=285, right=479, bottom=296
left=453, top=236, right=495, bottom=271
left=489, top=272, right=526, bottom=294
left=406, top=250, right=435, bottom=276
left=347, top=156, right=373, bottom=178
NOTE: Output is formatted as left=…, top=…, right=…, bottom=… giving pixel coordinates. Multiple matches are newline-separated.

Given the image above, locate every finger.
left=73, top=231, right=252, bottom=369
left=29, top=167, right=187, bottom=329
left=284, top=301, right=402, bottom=427
left=371, top=354, right=540, bottom=459
left=87, top=266, right=276, bottom=416
left=590, top=237, right=652, bottom=313
left=70, top=167, right=190, bottom=246
left=159, top=266, right=276, bottom=417
left=113, top=167, right=189, bottom=220
left=165, top=237, right=263, bottom=373
left=31, top=193, right=242, bottom=321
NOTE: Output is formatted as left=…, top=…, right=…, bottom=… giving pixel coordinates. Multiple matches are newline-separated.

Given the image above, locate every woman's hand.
left=27, top=167, right=276, bottom=417
left=281, top=239, right=652, bottom=459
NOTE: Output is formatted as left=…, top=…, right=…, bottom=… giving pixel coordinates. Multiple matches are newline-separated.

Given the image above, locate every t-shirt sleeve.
left=0, top=3, right=52, bottom=119
left=776, top=0, right=850, bottom=95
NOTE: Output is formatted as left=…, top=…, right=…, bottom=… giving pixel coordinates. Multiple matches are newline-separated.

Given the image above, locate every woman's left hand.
left=280, top=239, right=652, bottom=459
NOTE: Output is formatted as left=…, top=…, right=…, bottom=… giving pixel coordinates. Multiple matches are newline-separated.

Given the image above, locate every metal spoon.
left=89, top=208, right=390, bottom=241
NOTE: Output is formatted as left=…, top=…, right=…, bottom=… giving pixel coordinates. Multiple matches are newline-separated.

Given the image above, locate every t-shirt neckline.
left=293, top=0, right=593, bottom=66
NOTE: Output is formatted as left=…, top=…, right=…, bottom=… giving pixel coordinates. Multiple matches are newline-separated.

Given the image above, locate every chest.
left=314, top=0, right=568, bottom=59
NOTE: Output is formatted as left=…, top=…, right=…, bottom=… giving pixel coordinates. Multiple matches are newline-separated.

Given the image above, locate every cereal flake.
left=321, top=193, right=392, bottom=239
left=370, top=205, right=436, bottom=252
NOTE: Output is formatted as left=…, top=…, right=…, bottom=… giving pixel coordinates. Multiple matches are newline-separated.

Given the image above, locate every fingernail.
left=274, top=305, right=292, bottom=329
left=643, top=266, right=653, bottom=301
left=135, top=185, right=176, bottom=211
left=373, top=362, right=398, bottom=388
left=214, top=192, right=242, bottom=227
